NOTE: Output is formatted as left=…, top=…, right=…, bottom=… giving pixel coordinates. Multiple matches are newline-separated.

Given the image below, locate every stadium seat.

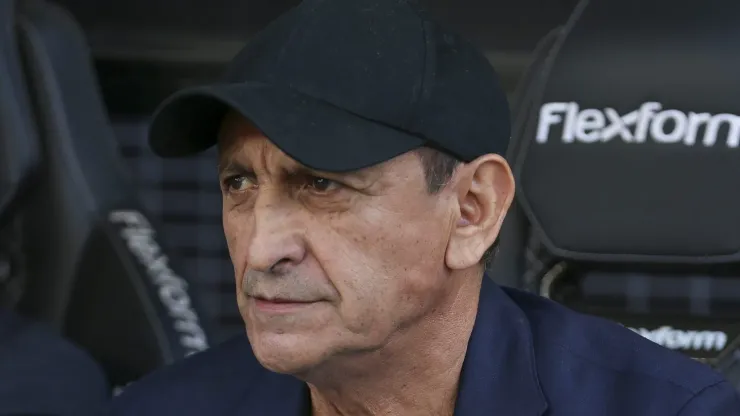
left=500, top=0, right=740, bottom=387
left=9, top=0, right=216, bottom=388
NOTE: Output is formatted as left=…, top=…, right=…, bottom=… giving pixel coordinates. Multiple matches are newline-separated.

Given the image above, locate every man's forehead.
left=216, top=135, right=292, bottom=173
left=216, top=112, right=279, bottom=168
left=217, top=111, right=263, bottom=148
left=215, top=111, right=421, bottom=180
left=217, top=144, right=386, bottom=185
left=216, top=121, right=367, bottom=179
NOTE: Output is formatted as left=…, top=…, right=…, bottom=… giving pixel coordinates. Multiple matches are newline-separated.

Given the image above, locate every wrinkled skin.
left=217, top=113, right=515, bottom=415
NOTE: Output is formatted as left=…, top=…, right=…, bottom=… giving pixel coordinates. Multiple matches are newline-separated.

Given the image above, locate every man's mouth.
left=254, top=295, right=313, bottom=303
left=250, top=296, right=320, bottom=313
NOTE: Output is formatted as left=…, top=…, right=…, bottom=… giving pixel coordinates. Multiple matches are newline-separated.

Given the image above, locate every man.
left=110, top=0, right=740, bottom=414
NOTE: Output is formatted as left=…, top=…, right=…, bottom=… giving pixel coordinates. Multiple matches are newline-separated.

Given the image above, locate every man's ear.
left=445, top=154, right=515, bottom=270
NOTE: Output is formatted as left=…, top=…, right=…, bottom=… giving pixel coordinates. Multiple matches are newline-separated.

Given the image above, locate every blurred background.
left=3, top=0, right=740, bottom=409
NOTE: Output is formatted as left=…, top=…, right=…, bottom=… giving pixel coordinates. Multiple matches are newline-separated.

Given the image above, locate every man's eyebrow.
left=217, top=158, right=251, bottom=175
left=217, top=157, right=374, bottom=182
left=286, top=164, right=371, bottom=182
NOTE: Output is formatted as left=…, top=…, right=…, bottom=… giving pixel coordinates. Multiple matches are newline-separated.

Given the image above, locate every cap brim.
left=148, top=82, right=425, bottom=173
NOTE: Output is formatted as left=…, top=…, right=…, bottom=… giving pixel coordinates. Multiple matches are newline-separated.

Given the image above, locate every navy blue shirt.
left=0, top=309, right=109, bottom=415
left=110, top=277, right=740, bottom=415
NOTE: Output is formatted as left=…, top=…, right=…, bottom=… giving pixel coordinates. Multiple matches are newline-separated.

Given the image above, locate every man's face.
left=217, top=114, right=508, bottom=375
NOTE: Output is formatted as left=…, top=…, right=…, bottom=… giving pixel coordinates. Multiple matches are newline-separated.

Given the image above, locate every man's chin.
left=255, top=355, right=316, bottom=375
left=247, top=331, right=328, bottom=375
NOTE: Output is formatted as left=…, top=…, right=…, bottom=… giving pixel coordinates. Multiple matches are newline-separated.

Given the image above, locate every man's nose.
left=246, top=197, right=306, bottom=273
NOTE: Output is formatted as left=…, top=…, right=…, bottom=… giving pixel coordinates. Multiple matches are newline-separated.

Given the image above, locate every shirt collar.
left=239, top=276, right=548, bottom=416
left=453, top=275, right=548, bottom=416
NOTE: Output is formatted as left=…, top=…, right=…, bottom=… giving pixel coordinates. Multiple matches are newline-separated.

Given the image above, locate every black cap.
left=149, top=0, right=510, bottom=172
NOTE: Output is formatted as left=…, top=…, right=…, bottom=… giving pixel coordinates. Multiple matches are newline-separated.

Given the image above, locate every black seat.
left=11, top=0, right=216, bottom=388
left=0, top=0, right=41, bottom=309
left=487, top=27, right=562, bottom=288
left=503, top=0, right=740, bottom=388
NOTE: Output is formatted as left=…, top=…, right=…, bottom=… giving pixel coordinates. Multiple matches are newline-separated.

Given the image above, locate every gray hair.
left=414, top=147, right=499, bottom=269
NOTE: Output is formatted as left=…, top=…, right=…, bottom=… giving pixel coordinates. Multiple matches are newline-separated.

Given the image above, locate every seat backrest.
left=510, top=0, right=740, bottom=384
left=0, top=0, right=40, bottom=308
left=13, top=0, right=215, bottom=387
left=487, top=27, right=562, bottom=286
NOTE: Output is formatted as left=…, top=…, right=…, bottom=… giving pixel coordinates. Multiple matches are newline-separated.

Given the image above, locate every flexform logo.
left=536, top=102, right=740, bottom=147
left=628, top=326, right=728, bottom=352
left=109, top=210, right=209, bottom=356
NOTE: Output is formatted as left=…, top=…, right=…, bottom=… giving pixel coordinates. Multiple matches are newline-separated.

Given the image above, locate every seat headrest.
left=0, top=0, right=40, bottom=226
left=513, top=0, right=740, bottom=264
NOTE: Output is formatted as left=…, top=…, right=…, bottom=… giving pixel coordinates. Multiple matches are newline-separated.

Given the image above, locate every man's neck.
left=304, top=272, right=483, bottom=416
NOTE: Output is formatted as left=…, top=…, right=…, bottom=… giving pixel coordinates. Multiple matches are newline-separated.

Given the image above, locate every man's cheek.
left=223, top=223, right=239, bottom=261
left=337, top=285, right=396, bottom=334
left=338, top=302, right=386, bottom=337
left=224, top=221, right=251, bottom=279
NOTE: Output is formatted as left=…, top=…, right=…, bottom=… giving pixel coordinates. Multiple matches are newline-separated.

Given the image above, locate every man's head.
left=217, top=114, right=513, bottom=374
left=146, top=0, right=514, bottom=378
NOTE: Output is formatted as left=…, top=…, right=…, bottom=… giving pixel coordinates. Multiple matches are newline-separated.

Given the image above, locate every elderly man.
left=110, top=0, right=740, bottom=415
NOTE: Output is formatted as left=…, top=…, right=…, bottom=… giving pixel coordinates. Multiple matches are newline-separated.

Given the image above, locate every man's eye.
left=223, top=175, right=253, bottom=192
left=308, top=176, right=339, bottom=192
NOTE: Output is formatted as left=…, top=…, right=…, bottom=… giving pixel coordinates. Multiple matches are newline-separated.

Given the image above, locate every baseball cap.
left=148, top=0, right=510, bottom=172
